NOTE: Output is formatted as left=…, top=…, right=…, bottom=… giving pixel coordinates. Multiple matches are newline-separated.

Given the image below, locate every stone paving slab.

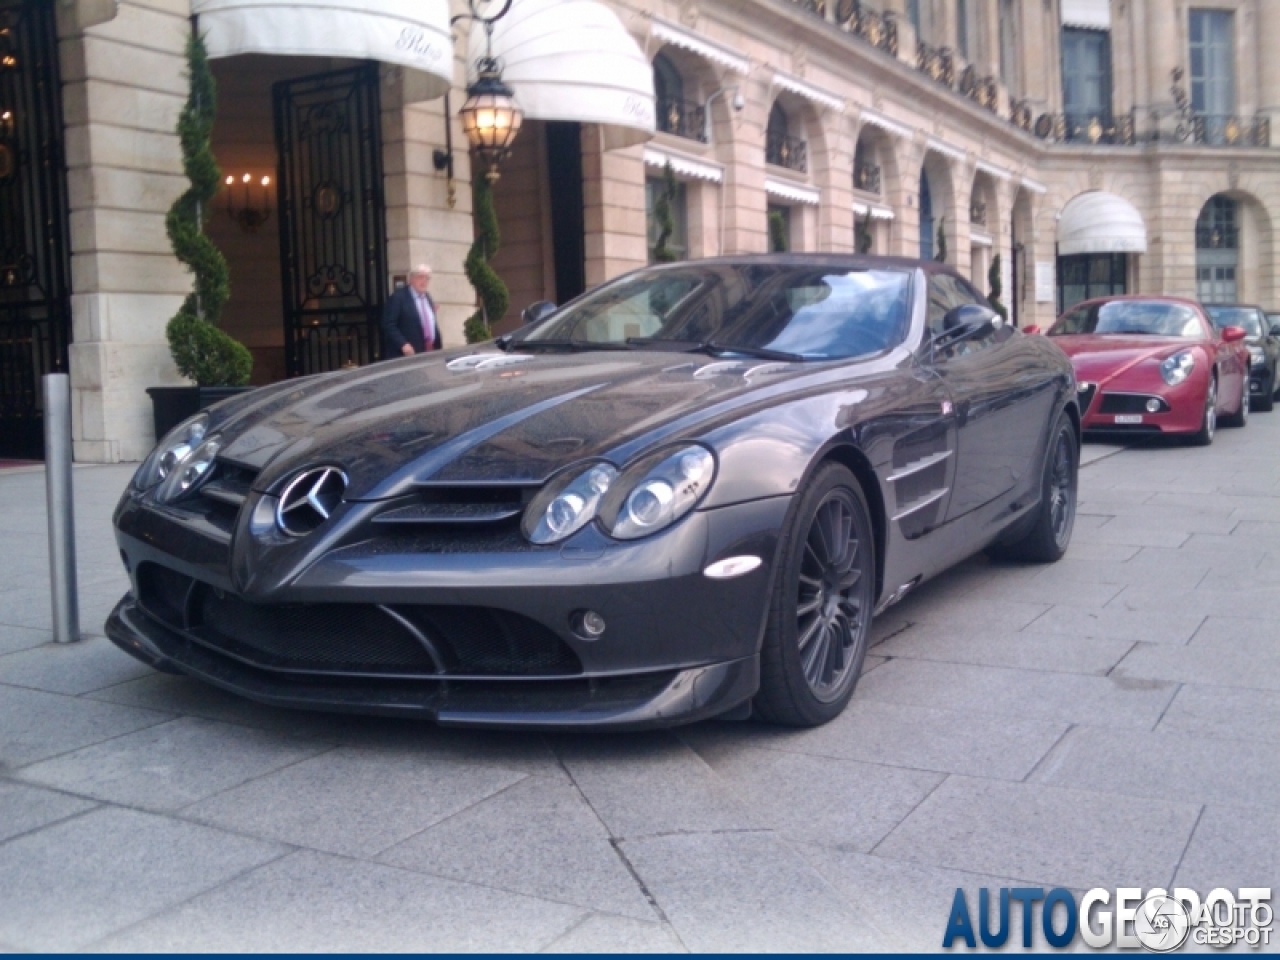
left=2, top=418, right=1279, bottom=950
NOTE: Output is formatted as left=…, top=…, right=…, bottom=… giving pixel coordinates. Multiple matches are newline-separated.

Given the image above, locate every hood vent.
left=445, top=353, right=534, bottom=372
left=374, top=484, right=537, bottom=525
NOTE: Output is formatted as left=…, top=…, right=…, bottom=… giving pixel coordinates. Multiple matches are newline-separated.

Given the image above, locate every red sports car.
left=1030, top=296, right=1250, bottom=444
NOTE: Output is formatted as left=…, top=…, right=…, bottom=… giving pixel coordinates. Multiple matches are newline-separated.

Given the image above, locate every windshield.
left=518, top=264, right=913, bottom=360
left=1204, top=306, right=1264, bottom=338
left=1050, top=300, right=1203, bottom=338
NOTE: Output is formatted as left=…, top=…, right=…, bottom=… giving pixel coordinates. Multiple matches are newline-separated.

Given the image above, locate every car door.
left=926, top=274, right=1056, bottom=521
left=1204, top=311, right=1247, bottom=410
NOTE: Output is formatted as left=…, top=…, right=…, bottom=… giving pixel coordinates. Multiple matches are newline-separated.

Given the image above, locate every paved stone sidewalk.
left=0, top=420, right=1277, bottom=951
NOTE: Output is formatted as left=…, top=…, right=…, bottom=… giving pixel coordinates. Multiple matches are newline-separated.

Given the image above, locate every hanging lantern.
left=458, top=58, right=523, bottom=183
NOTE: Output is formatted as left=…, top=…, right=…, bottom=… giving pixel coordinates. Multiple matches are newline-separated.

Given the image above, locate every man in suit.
left=382, top=263, right=443, bottom=358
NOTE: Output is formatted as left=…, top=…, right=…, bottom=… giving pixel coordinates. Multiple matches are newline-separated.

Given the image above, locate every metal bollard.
left=43, top=373, right=80, bottom=643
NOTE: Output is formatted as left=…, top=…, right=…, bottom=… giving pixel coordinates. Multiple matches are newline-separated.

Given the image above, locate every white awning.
left=1061, top=0, right=1111, bottom=29
left=859, top=109, right=913, bottom=139
left=970, top=230, right=993, bottom=247
left=470, top=0, right=655, bottom=150
left=852, top=201, right=895, bottom=220
left=192, top=0, right=452, bottom=101
left=644, top=146, right=723, bottom=183
left=766, top=177, right=819, bottom=206
left=1057, top=191, right=1147, bottom=255
left=772, top=71, right=844, bottom=113
left=650, top=18, right=749, bottom=74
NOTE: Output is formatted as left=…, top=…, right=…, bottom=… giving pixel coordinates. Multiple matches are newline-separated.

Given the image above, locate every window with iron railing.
left=766, top=103, right=807, bottom=172
left=656, top=97, right=707, bottom=143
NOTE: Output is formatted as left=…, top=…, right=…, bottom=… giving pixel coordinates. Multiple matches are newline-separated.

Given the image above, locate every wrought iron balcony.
left=1179, top=114, right=1271, bottom=148
left=969, top=201, right=987, bottom=226
left=1196, top=224, right=1239, bottom=250
left=1022, top=111, right=1136, bottom=145
left=656, top=96, right=707, bottom=143
left=958, top=65, right=999, bottom=113
left=766, top=132, right=808, bottom=172
left=854, top=160, right=881, bottom=194
left=916, top=42, right=956, bottom=89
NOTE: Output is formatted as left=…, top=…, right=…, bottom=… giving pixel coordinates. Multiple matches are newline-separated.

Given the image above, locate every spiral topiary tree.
left=165, top=32, right=252, bottom=387
left=934, top=215, right=947, bottom=263
left=988, top=252, right=1009, bottom=321
left=856, top=214, right=873, bottom=254
left=464, top=175, right=508, bottom=343
left=768, top=210, right=789, bottom=253
left=651, top=161, right=678, bottom=263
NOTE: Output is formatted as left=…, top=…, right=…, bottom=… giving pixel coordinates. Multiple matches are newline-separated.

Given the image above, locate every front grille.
left=374, top=484, right=537, bottom=526
left=1099, top=393, right=1166, bottom=414
left=133, top=562, right=582, bottom=677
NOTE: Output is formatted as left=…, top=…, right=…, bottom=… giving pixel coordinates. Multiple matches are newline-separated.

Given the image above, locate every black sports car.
left=1204, top=303, right=1280, bottom=411
left=108, top=255, right=1080, bottom=730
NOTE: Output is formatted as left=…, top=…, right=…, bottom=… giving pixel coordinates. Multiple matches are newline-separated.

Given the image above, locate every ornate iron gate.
left=274, top=64, right=387, bottom=377
left=0, top=0, right=71, bottom=458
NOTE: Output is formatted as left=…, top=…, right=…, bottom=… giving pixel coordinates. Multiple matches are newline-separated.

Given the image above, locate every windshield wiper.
left=625, top=337, right=704, bottom=351
left=702, top=341, right=807, bottom=362
left=509, top=339, right=634, bottom=352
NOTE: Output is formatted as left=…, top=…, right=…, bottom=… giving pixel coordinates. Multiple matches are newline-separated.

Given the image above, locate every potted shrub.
left=147, top=32, right=252, bottom=439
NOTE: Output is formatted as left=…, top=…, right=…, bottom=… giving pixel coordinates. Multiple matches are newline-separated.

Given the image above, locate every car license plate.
left=1114, top=414, right=1143, bottom=424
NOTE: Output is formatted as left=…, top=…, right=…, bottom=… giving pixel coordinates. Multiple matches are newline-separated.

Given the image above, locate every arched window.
left=1196, top=195, right=1239, bottom=303
left=853, top=139, right=880, bottom=194
left=653, top=53, right=683, bottom=107
left=766, top=103, right=805, bottom=171
left=919, top=171, right=935, bottom=259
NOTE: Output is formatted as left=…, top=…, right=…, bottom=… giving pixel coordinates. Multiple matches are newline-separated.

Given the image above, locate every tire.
left=1223, top=375, right=1250, bottom=427
left=989, top=409, right=1078, bottom=564
left=1257, top=370, right=1274, bottom=412
left=1189, top=376, right=1217, bottom=446
left=754, top=463, right=876, bottom=728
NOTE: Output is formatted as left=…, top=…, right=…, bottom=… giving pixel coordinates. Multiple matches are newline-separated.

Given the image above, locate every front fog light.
left=572, top=609, right=606, bottom=639
left=1146, top=398, right=1161, bottom=413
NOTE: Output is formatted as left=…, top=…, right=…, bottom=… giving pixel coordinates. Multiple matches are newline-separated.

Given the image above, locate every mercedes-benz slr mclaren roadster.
left=108, top=255, right=1080, bottom=729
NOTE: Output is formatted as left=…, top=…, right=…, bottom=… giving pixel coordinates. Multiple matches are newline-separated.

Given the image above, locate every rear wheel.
left=988, top=410, right=1078, bottom=563
left=754, top=463, right=876, bottom=728
left=1189, top=376, right=1217, bottom=446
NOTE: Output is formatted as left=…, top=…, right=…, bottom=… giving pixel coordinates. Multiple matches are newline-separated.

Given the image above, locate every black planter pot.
left=147, top=385, right=253, bottom=440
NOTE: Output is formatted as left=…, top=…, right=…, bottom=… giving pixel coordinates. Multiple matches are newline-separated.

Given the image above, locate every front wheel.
left=1223, top=375, right=1250, bottom=427
left=1189, top=376, right=1217, bottom=446
left=754, top=463, right=876, bottom=727
left=1256, top=369, right=1275, bottom=412
left=989, top=410, right=1078, bottom=563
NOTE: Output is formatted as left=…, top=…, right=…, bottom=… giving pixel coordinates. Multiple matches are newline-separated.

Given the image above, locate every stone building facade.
left=2, top=0, right=1277, bottom=461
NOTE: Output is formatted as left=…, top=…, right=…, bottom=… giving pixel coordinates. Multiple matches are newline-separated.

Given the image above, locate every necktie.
left=416, top=294, right=434, bottom=349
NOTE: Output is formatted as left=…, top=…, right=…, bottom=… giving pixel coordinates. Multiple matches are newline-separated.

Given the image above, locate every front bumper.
left=106, top=596, right=759, bottom=730
left=1077, top=372, right=1208, bottom=436
left=110, top=488, right=789, bottom=729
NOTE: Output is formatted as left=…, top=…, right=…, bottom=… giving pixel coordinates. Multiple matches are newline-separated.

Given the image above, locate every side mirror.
left=937, top=303, right=1000, bottom=345
left=1221, top=325, right=1247, bottom=343
left=1022, top=324, right=1042, bottom=335
left=522, top=300, right=557, bottom=326
left=1269, top=323, right=1280, bottom=337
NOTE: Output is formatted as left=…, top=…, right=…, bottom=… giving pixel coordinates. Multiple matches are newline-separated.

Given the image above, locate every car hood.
left=207, top=349, right=823, bottom=500
left=1049, top=335, right=1198, bottom=384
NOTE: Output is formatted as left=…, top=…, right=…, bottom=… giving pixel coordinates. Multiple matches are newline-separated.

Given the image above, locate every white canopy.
left=1061, top=0, right=1111, bottom=29
left=1057, top=191, right=1148, bottom=255
left=192, top=0, right=452, bottom=102
left=469, top=0, right=655, bottom=150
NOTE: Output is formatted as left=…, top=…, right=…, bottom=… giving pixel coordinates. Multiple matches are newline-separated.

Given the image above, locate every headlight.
left=154, top=435, right=221, bottom=503
left=1160, top=351, right=1195, bottom=386
left=600, top=445, right=716, bottom=540
left=522, top=462, right=617, bottom=545
left=132, top=413, right=209, bottom=490
left=1248, top=346, right=1265, bottom=364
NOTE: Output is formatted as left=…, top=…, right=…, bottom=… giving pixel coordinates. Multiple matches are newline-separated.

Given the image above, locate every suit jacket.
left=381, top=286, right=443, bottom=356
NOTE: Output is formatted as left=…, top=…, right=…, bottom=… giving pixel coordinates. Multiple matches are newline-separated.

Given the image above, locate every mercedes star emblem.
left=275, top=466, right=348, bottom=537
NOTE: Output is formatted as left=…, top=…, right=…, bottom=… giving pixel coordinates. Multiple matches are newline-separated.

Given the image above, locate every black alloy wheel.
left=755, top=463, right=876, bottom=727
left=988, top=409, right=1078, bottom=563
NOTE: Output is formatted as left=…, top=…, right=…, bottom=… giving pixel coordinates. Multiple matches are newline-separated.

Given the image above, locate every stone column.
left=814, top=109, right=854, bottom=253
left=1257, top=0, right=1280, bottom=131
left=1144, top=0, right=1182, bottom=136
left=715, top=72, right=769, bottom=254
left=62, top=0, right=190, bottom=462
left=581, top=128, right=647, bottom=288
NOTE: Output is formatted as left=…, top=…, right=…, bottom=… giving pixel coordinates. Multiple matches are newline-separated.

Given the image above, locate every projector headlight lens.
left=132, top=413, right=209, bottom=491
left=523, top=463, right=617, bottom=545
left=1160, top=351, right=1195, bottom=386
left=601, top=445, right=716, bottom=540
left=155, top=435, right=221, bottom=503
